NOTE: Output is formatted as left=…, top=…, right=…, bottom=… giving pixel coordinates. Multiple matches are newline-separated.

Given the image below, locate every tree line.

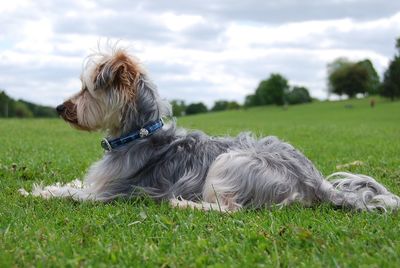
left=0, top=90, right=57, bottom=118
left=171, top=67, right=313, bottom=116
left=244, top=74, right=312, bottom=107
left=328, top=37, right=400, bottom=100
left=172, top=37, right=400, bottom=116
left=171, top=100, right=241, bottom=116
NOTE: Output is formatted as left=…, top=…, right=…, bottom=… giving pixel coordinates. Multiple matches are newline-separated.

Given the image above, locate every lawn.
left=1, top=97, right=400, bottom=267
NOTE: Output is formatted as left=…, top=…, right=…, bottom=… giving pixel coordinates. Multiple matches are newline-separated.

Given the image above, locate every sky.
left=1, top=0, right=400, bottom=107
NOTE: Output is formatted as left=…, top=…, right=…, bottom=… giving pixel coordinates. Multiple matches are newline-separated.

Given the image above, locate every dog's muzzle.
left=56, top=104, right=65, bottom=115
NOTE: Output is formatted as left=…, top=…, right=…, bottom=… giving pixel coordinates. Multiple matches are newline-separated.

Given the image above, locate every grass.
left=1, top=97, right=400, bottom=267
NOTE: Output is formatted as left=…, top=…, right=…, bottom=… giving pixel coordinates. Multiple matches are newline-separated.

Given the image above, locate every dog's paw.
left=169, top=198, right=234, bottom=212
left=18, top=185, right=56, bottom=199
left=31, top=185, right=58, bottom=199
left=18, top=188, right=30, bottom=196
left=169, top=198, right=191, bottom=208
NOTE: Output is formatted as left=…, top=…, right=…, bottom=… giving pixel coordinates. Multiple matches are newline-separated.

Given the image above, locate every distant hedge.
left=0, top=90, right=57, bottom=118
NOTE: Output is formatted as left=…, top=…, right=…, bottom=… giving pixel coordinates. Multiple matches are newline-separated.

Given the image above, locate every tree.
left=356, top=59, right=380, bottom=95
left=381, top=56, right=400, bottom=100
left=327, top=58, right=350, bottom=97
left=14, top=101, right=33, bottom=118
left=251, top=73, right=289, bottom=106
left=380, top=38, right=400, bottom=101
left=211, top=100, right=241, bottom=112
left=327, top=58, right=371, bottom=98
left=396, top=37, right=400, bottom=53
left=244, top=74, right=313, bottom=107
left=0, top=90, right=19, bottom=117
left=211, top=100, right=228, bottom=111
left=19, top=100, right=57, bottom=117
left=185, top=102, right=208, bottom=115
left=0, top=90, right=15, bottom=117
left=244, top=94, right=260, bottom=107
left=286, top=86, right=312, bottom=105
left=227, top=101, right=240, bottom=110
left=170, top=100, right=186, bottom=117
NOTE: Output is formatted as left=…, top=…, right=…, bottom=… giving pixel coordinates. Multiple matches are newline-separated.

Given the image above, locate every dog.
left=20, top=47, right=400, bottom=212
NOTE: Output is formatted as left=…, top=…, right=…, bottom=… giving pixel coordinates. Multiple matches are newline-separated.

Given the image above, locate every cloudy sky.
left=1, top=0, right=400, bottom=107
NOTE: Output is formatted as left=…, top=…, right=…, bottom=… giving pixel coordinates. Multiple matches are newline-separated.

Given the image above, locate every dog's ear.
left=95, top=51, right=142, bottom=101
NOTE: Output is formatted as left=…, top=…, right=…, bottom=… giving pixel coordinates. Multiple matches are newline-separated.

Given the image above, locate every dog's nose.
left=56, top=104, right=65, bottom=114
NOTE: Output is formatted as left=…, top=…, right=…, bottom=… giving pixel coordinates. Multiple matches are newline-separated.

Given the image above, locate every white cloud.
left=160, top=13, right=205, bottom=32
left=0, top=0, right=32, bottom=13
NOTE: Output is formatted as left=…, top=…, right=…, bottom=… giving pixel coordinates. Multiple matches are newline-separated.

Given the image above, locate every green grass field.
left=1, top=98, right=400, bottom=267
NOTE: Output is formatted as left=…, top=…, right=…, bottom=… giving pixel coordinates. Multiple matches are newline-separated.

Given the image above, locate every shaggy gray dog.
left=21, top=48, right=400, bottom=212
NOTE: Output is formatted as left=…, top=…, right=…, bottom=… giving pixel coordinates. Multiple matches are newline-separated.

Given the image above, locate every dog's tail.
left=318, top=172, right=400, bottom=212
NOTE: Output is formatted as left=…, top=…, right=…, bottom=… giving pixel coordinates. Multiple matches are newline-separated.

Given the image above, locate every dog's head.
left=57, top=49, right=170, bottom=135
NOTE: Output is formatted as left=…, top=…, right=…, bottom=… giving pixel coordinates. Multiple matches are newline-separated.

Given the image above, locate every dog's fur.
left=22, top=48, right=400, bottom=212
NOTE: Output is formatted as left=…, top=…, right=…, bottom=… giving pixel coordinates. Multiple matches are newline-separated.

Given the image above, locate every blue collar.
left=101, top=119, right=164, bottom=152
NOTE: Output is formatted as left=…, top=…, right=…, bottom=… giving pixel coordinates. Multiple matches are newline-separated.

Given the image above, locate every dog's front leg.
left=169, top=197, right=240, bottom=212
left=19, top=179, right=100, bottom=201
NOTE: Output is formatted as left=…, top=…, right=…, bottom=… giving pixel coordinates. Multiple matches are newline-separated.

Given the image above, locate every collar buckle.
left=101, top=138, right=112, bottom=152
left=139, top=128, right=150, bottom=138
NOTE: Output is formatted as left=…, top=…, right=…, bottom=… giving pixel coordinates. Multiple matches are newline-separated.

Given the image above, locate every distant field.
left=1, top=97, right=400, bottom=267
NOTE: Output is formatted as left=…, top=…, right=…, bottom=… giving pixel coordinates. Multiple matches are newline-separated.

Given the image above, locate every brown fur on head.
left=57, top=49, right=144, bottom=135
